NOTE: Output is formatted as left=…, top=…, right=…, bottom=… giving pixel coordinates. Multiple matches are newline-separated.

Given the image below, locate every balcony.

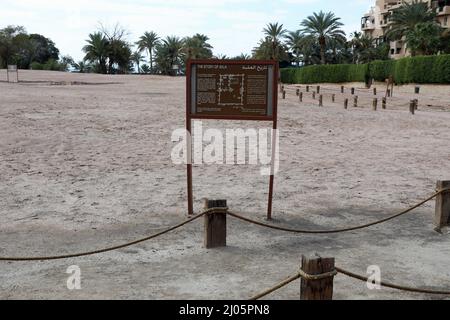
left=362, top=22, right=375, bottom=31
left=437, top=5, right=450, bottom=15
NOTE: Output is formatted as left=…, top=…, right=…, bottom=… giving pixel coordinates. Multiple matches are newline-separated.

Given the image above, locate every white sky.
left=2, top=0, right=373, bottom=62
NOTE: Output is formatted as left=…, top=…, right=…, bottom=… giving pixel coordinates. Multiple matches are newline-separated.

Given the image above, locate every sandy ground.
left=0, top=69, right=449, bottom=300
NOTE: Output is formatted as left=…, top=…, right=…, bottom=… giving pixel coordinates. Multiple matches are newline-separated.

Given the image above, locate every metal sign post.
left=186, top=59, right=278, bottom=220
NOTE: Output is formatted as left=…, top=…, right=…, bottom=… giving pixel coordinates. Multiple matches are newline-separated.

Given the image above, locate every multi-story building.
left=361, top=0, right=450, bottom=59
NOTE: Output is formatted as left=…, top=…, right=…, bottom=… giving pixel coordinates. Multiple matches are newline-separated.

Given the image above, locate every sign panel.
left=187, top=60, right=277, bottom=121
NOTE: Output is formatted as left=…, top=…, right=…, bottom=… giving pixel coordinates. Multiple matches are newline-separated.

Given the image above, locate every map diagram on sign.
left=218, top=74, right=245, bottom=106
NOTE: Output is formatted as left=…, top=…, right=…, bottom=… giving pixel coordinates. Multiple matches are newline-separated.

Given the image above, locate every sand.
left=0, top=70, right=449, bottom=299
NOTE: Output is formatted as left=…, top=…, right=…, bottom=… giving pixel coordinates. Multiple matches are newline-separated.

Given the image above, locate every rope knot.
left=298, top=269, right=337, bottom=281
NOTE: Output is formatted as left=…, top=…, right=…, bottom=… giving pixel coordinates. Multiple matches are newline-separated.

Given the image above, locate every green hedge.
left=281, top=64, right=367, bottom=84
left=281, top=54, right=450, bottom=84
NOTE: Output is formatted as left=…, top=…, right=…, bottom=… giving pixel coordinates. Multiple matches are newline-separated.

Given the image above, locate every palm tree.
left=183, top=34, right=213, bottom=60
left=136, top=31, right=160, bottom=73
left=300, top=11, right=346, bottom=64
left=83, top=32, right=109, bottom=74
left=154, top=36, right=184, bottom=75
left=234, top=53, right=251, bottom=60
left=405, top=22, right=442, bottom=56
left=262, top=22, right=287, bottom=60
left=285, top=30, right=304, bottom=66
left=131, top=51, right=145, bottom=73
left=213, top=54, right=228, bottom=59
left=386, top=0, right=436, bottom=41
left=351, top=32, right=374, bottom=63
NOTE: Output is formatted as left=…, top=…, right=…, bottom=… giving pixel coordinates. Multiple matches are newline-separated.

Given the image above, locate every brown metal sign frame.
left=186, top=59, right=279, bottom=220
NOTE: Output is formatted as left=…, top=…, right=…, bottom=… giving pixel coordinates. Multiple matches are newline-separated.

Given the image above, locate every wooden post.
left=435, top=181, right=450, bottom=232
left=353, top=96, right=358, bottom=108
left=373, top=87, right=377, bottom=95
left=372, top=98, right=377, bottom=111
left=319, top=94, right=323, bottom=107
left=296, top=88, right=300, bottom=96
left=204, top=199, right=227, bottom=248
left=280, top=84, right=284, bottom=93
left=331, top=94, right=335, bottom=103
left=351, top=87, right=355, bottom=95
left=415, top=86, right=420, bottom=94
left=344, top=98, right=348, bottom=109
left=382, top=97, right=386, bottom=109
left=387, top=89, right=391, bottom=97
left=306, top=85, right=310, bottom=92
left=299, top=92, right=303, bottom=102
left=409, top=100, right=415, bottom=115
left=282, top=91, right=286, bottom=100
left=316, top=85, right=320, bottom=94
left=341, top=86, right=344, bottom=93
left=414, top=99, right=418, bottom=110
left=312, top=91, right=316, bottom=100
left=300, top=254, right=335, bottom=300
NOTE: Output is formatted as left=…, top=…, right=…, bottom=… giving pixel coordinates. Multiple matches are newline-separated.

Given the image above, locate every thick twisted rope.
left=251, top=264, right=450, bottom=300
left=335, top=266, right=450, bottom=295
left=229, top=188, right=449, bottom=234
left=0, top=209, right=226, bottom=262
left=249, top=273, right=301, bottom=300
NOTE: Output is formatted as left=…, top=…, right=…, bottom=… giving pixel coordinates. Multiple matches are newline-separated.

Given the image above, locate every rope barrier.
left=335, top=266, right=450, bottom=295
left=0, top=208, right=225, bottom=262
left=251, top=264, right=450, bottom=300
left=228, top=188, right=449, bottom=234
left=249, top=273, right=301, bottom=300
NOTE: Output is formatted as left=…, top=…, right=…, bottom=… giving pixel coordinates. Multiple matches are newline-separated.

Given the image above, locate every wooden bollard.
left=300, top=254, right=336, bottom=300
left=331, top=94, right=335, bottom=102
left=382, top=97, right=386, bottom=109
left=387, top=89, right=391, bottom=97
left=299, top=91, right=303, bottom=102
left=415, top=86, right=420, bottom=94
left=280, top=84, right=284, bottom=93
left=306, top=85, right=310, bottom=92
left=351, top=88, right=355, bottom=95
left=409, top=100, right=415, bottom=115
left=319, top=94, right=323, bottom=107
left=353, top=96, right=358, bottom=108
left=316, top=86, right=320, bottom=94
left=341, top=86, right=344, bottom=93
left=204, top=199, right=227, bottom=248
left=372, top=98, right=377, bottom=111
left=373, top=87, right=377, bottom=95
left=435, top=181, right=450, bottom=233
left=312, top=91, right=316, bottom=100
left=344, top=98, right=348, bottom=109
left=282, top=91, right=286, bottom=100
left=414, top=99, right=418, bottom=110
left=296, top=88, right=300, bottom=96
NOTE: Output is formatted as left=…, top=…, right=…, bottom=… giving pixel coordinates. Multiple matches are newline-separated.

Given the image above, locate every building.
left=361, top=0, right=450, bottom=59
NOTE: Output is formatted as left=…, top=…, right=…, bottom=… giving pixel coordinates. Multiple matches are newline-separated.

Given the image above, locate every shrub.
left=281, top=54, right=450, bottom=84
left=281, top=64, right=367, bottom=84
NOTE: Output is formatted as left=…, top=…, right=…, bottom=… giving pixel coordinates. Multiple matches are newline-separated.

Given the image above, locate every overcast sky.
left=3, top=0, right=373, bottom=62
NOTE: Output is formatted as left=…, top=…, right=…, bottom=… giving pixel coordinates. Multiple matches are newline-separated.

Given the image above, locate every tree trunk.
left=149, top=49, right=153, bottom=74
left=320, top=44, right=325, bottom=65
